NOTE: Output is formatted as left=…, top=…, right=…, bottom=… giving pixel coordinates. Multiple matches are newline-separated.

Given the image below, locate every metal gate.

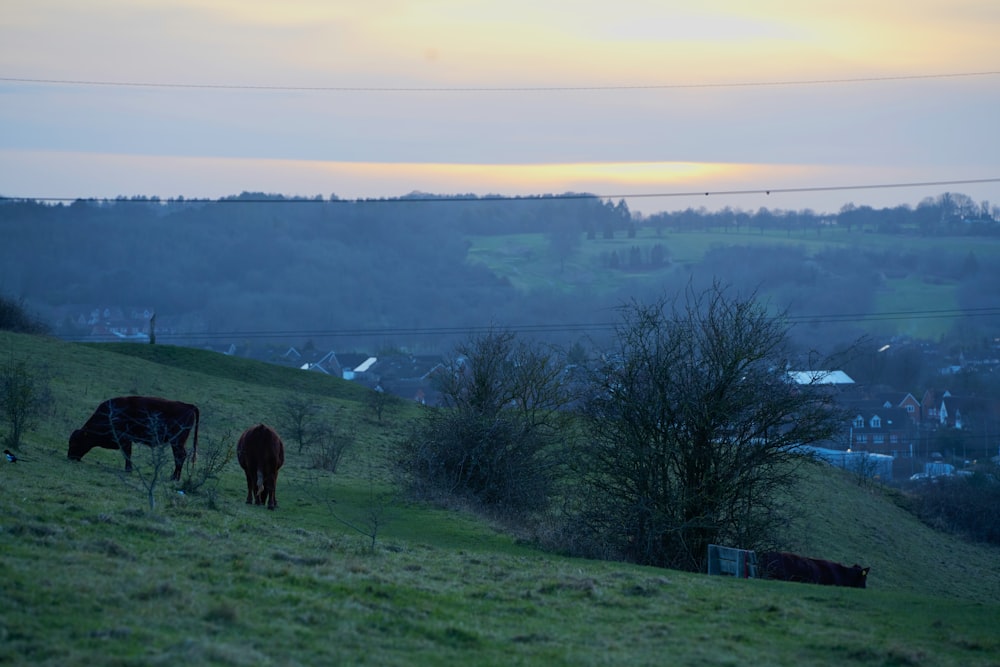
left=707, top=544, right=758, bottom=579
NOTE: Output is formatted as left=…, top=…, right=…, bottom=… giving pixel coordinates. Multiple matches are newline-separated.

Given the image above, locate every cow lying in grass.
left=760, top=551, right=869, bottom=588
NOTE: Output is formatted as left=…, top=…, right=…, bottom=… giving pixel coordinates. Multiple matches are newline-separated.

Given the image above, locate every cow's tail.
left=191, top=406, right=200, bottom=465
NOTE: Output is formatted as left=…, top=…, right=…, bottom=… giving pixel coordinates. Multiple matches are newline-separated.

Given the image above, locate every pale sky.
left=2, top=0, right=998, bottom=215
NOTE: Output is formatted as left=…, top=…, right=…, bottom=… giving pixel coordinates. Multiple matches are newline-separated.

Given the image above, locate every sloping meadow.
left=1, top=331, right=998, bottom=666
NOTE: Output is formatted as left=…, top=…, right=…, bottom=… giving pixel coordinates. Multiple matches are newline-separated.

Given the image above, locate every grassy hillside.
left=468, top=227, right=1000, bottom=284
left=1, top=331, right=999, bottom=666
left=466, top=229, right=1000, bottom=340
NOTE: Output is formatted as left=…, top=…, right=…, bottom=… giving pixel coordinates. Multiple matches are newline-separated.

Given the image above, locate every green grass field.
left=2, top=331, right=999, bottom=665
left=466, top=229, right=1000, bottom=340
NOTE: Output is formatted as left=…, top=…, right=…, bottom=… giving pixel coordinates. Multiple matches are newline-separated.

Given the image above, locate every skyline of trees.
left=1, top=189, right=998, bottom=358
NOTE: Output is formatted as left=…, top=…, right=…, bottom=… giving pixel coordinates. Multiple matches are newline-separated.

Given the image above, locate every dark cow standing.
left=237, top=423, right=285, bottom=510
left=68, top=396, right=199, bottom=481
left=760, top=551, right=870, bottom=588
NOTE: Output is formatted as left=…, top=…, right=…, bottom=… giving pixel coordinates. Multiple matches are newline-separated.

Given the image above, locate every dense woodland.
left=2, top=190, right=999, bottom=366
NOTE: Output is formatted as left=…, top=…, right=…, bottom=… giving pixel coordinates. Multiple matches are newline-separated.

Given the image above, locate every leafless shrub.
left=180, top=428, right=235, bottom=503
left=0, top=355, right=52, bottom=451
left=366, top=384, right=390, bottom=423
left=301, top=438, right=392, bottom=553
left=276, top=395, right=322, bottom=453
left=115, top=414, right=176, bottom=513
left=310, top=424, right=353, bottom=473
left=105, top=405, right=196, bottom=512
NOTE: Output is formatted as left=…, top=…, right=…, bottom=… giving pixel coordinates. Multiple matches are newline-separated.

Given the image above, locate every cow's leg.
left=171, top=444, right=185, bottom=481
left=243, top=467, right=255, bottom=504
left=123, top=441, right=133, bottom=473
left=266, top=472, right=278, bottom=510
left=254, top=469, right=265, bottom=505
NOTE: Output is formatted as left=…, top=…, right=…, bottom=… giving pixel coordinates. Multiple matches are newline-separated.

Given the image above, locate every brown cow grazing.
left=760, top=551, right=869, bottom=588
left=68, top=396, right=199, bottom=481
left=237, top=423, right=285, bottom=510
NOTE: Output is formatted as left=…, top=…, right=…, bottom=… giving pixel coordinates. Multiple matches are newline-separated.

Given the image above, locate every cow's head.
left=852, top=565, right=870, bottom=588
left=67, top=429, right=94, bottom=461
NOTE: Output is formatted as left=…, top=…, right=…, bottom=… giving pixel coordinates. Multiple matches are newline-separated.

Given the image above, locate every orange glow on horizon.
left=4, top=149, right=990, bottom=215
left=318, top=160, right=804, bottom=193
left=0, top=149, right=849, bottom=199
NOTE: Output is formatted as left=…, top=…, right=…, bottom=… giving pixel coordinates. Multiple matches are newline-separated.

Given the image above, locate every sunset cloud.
left=1, top=1, right=997, bottom=213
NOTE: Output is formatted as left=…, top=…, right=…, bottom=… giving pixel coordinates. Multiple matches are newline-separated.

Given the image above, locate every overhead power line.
left=2, top=70, right=998, bottom=93
left=6, top=177, right=1000, bottom=206
left=66, top=306, right=1000, bottom=343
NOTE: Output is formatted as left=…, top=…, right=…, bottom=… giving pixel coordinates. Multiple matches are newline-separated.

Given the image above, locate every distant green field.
left=870, top=277, right=960, bottom=339
left=468, top=227, right=1000, bottom=282
left=2, top=331, right=1000, bottom=666
left=466, top=229, right=1000, bottom=339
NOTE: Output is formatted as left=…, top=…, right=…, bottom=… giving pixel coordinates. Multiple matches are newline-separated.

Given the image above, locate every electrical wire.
left=5, top=177, right=1000, bottom=206
left=2, top=70, right=998, bottom=92
left=65, top=306, right=1000, bottom=343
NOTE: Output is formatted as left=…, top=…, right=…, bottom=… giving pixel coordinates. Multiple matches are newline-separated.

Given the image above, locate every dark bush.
left=402, top=407, right=553, bottom=515
left=398, top=328, right=570, bottom=519
left=310, top=426, right=353, bottom=473
left=0, top=294, right=49, bottom=334
left=908, top=470, right=1000, bottom=544
left=1, top=357, right=52, bottom=450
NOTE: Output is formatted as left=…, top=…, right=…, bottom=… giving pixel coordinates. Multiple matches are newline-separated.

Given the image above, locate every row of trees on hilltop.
left=645, top=192, right=997, bottom=236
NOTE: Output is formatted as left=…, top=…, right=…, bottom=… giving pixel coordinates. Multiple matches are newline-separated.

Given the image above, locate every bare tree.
left=302, top=438, right=391, bottom=552
left=850, top=451, right=881, bottom=488
left=347, top=439, right=394, bottom=552
left=179, top=427, right=235, bottom=505
left=112, top=409, right=176, bottom=512
left=366, top=383, right=389, bottom=423
left=275, top=396, right=356, bottom=474
left=310, top=423, right=353, bottom=473
left=401, top=328, right=573, bottom=516
left=574, top=282, right=843, bottom=572
left=0, top=356, right=51, bottom=451
left=276, top=395, right=321, bottom=453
